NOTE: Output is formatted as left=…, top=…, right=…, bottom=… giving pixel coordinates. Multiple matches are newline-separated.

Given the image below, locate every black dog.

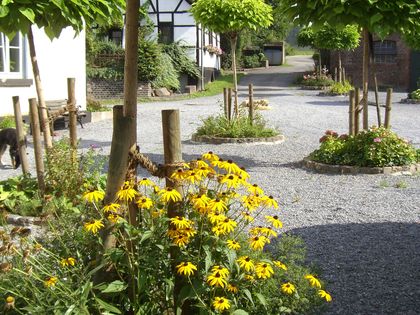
left=0, top=128, right=24, bottom=169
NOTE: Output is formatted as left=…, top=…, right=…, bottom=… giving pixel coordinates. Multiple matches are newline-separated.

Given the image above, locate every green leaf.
left=18, top=7, right=35, bottom=22
left=0, top=5, right=9, bottom=18
left=370, top=13, right=383, bottom=25
left=243, top=289, right=254, bottom=306
left=101, top=280, right=127, bottom=293
left=255, top=293, right=267, bottom=307
left=94, top=297, right=122, bottom=314
left=232, top=310, right=249, bottom=315
left=140, top=230, right=152, bottom=243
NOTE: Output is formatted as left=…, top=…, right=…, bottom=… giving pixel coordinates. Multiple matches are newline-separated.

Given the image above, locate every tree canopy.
left=314, top=24, right=360, bottom=51
left=0, top=0, right=125, bottom=39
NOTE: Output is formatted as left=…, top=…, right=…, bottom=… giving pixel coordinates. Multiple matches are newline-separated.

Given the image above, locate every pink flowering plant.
left=310, top=127, right=420, bottom=167
left=204, top=44, right=223, bottom=56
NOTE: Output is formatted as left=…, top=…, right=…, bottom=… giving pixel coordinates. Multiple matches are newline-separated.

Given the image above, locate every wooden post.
left=349, top=90, right=355, bottom=136
left=227, top=88, right=232, bottom=122
left=384, top=88, right=393, bottom=129
left=355, top=87, right=360, bottom=134
left=223, top=88, right=228, bottom=119
left=362, top=28, right=369, bottom=131
left=12, top=96, right=30, bottom=174
left=29, top=98, right=45, bottom=195
left=334, top=67, right=338, bottom=82
left=374, top=75, right=382, bottom=126
left=67, top=78, right=77, bottom=149
left=248, top=84, right=254, bottom=125
left=342, top=68, right=346, bottom=83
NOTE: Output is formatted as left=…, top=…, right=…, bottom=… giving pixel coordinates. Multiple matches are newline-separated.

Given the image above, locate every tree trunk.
left=362, top=28, right=369, bottom=130
left=230, top=34, right=239, bottom=117
left=67, top=78, right=77, bottom=149
left=27, top=26, right=52, bottom=149
left=338, top=51, right=342, bottom=83
left=318, top=49, right=322, bottom=78
left=12, top=96, right=30, bottom=174
left=29, top=98, right=45, bottom=195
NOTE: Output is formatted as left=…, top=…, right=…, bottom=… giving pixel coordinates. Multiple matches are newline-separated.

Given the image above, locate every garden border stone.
left=302, top=157, right=420, bottom=175
left=400, top=98, right=420, bottom=104
left=300, top=85, right=330, bottom=90
left=191, top=133, right=285, bottom=145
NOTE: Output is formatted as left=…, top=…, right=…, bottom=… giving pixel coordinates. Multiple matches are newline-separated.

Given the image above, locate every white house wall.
left=0, top=27, right=86, bottom=116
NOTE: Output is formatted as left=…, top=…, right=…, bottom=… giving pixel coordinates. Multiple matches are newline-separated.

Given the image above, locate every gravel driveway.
left=2, top=56, right=419, bottom=315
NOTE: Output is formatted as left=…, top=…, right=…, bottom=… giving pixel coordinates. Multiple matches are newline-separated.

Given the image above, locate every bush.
left=296, top=72, right=335, bottom=87
left=409, top=89, right=420, bottom=100
left=310, top=127, right=419, bottom=167
left=163, top=42, right=200, bottom=79
left=0, top=116, right=16, bottom=129
left=0, top=154, right=332, bottom=314
left=328, top=80, right=353, bottom=95
left=86, top=98, right=110, bottom=112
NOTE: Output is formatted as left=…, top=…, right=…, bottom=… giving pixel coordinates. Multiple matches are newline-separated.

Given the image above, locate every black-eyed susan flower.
left=273, top=260, right=287, bottom=271
left=102, top=203, right=121, bottom=213
left=237, top=256, right=254, bottom=272
left=5, top=296, right=15, bottom=310
left=179, top=227, right=197, bottom=238
left=117, top=181, right=138, bottom=202
left=219, top=159, right=242, bottom=174
left=159, top=187, right=182, bottom=203
left=220, top=174, right=240, bottom=189
left=255, top=262, right=274, bottom=279
left=249, top=235, right=269, bottom=251
left=281, top=282, right=296, bottom=295
left=241, top=195, right=261, bottom=211
left=202, top=151, right=219, bottom=162
left=260, top=226, right=278, bottom=238
left=237, top=167, right=250, bottom=180
left=191, top=194, right=210, bottom=209
left=227, top=283, right=239, bottom=293
left=83, top=190, right=105, bottom=203
left=265, top=215, right=283, bottom=228
left=241, top=211, right=255, bottom=222
left=206, top=272, right=228, bottom=288
left=208, top=211, right=226, bottom=225
left=247, top=183, right=264, bottom=195
left=60, top=257, right=76, bottom=267
left=107, top=213, right=123, bottom=224
left=136, top=197, right=153, bottom=209
left=84, top=219, right=104, bottom=234
left=171, top=168, right=187, bottom=181
left=318, top=289, right=332, bottom=302
left=212, top=225, right=227, bottom=237
left=212, top=296, right=230, bottom=312
left=244, top=274, right=255, bottom=282
left=138, top=177, right=154, bottom=187
left=262, top=195, right=279, bottom=208
left=191, top=158, right=209, bottom=169
left=176, top=262, right=197, bottom=277
left=226, top=239, right=241, bottom=250
left=305, top=274, right=322, bottom=288
left=170, top=216, right=192, bottom=229
left=185, top=170, right=202, bottom=184
left=218, top=218, right=237, bottom=234
left=211, top=265, right=229, bottom=278
left=208, top=199, right=227, bottom=212
left=172, top=234, right=190, bottom=247
left=211, top=157, right=224, bottom=168
left=44, top=276, right=58, bottom=288
left=195, top=166, right=213, bottom=177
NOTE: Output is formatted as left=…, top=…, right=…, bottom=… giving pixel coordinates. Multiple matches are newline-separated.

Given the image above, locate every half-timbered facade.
left=140, top=0, right=221, bottom=89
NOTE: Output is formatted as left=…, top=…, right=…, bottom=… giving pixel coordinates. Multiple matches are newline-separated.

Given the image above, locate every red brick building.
left=329, top=33, right=420, bottom=92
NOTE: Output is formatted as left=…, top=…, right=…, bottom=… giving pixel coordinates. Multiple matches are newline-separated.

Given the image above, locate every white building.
left=140, top=0, right=222, bottom=89
left=0, top=27, right=86, bottom=116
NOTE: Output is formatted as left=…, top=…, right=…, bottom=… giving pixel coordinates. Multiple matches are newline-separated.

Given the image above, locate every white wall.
left=0, top=26, right=86, bottom=116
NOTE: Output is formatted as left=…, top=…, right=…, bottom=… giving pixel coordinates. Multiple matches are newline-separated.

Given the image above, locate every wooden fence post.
left=12, top=96, right=30, bottom=174
left=374, top=75, right=382, bottom=126
left=227, top=88, right=232, bottom=122
left=334, top=67, right=338, bottom=82
left=29, top=98, right=45, bottom=195
left=349, top=90, right=355, bottom=136
left=355, top=87, right=360, bottom=135
left=223, top=88, right=228, bottom=119
left=67, top=78, right=77, bottom=149
left=248, top=84, right=254, bottom=125
left=384, top=88, right=393, bottom=129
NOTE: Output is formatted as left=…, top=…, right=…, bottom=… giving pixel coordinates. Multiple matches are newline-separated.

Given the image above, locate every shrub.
left=328, top=80, right=353, bottom=95
left=297, top=72, right=334, bottom=87
left=0, top=154, right=332, bottom=314
left=409, top=89, right=420, bottom=100
left=0, top=116, right=16, bottom=129
left=86, top=98, right=110, bottom=112
left=163, top=42, right=200, bottom=79
left=310, top=127, right=419, bottom=167
left=242, top=55, right=262, bottom=68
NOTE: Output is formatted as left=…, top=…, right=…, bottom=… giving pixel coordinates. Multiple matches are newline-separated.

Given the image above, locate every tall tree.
left=191, top=0, right=273, bottom=112
left=279, top=0, right=420, bottom=126
left=0, top=0, right=125, bottom=148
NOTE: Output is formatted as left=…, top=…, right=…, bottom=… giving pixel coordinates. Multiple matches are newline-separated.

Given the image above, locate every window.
left=108, top=29, right=123, bottom=46
left=208, top=31, right=213, bottom=45
left=158, top=22, right=173, bottom=44
left=0, top=32, right=24, bottom=77
left=373, top=40, right=397, bottom=64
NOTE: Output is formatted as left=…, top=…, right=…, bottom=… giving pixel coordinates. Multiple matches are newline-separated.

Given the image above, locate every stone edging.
left=400, top=98, right=420, bottom=104
left=191, top=133, right=285, bottom=144
left=318, top=91, right=348, bottom=97
left=302, top=157, right=420, bottom=175
left=300, top=85, right=330, bottom=90
left=4, top=214, right=44, bottom=226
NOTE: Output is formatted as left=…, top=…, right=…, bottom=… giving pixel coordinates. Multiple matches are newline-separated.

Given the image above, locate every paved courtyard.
left=1, top=56, right=419, bottom=314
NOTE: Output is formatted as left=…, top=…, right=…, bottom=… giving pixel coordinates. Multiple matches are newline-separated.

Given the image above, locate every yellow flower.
left=44, top=276, right=58, bottom=288
left=260, top=226, right=278, bottom=238
left=247, top=183, right=264, bottom=196
left=241, top=211, right=254, bottom=222
left=255, top=262, right=274, bottom=279
left=237, top=167, right=250, bottom=180
left=262, top=195, right=279, bottom=208
left=212, top=296, right=230, bottom=312
left=208, top=198, right=227, bottom=212
left=107, top=213, right=123, bottom=223
left=281, top=282, right=296, bottom=295
left=179, top=227, right=197, bottom=238
left=191, top=158, right=209, bottom=168
left=220, top=174, right=240, bottom=189
left=176, top=262, right=197, bottom=277
left=5, top=296, right=15, bottom=310
left=241, top=195, right=261, bottom=211
left=208, top=211, right=226, bottom=224
left=84, top=219, right=104, bottom=234
left=83, top=190, right=105, bottom=203
left=202, top=151, right=219, bottom=162
left=138, top=177, right=154, bottom=187
left=237, top=256, right=254, bottom=272
left=170, top=216, right=192, bottom=229
left=217, top=218, right=237, bottom=234
left=227, top=283, right=239, bottom=293
left=195, top=166, right=213, bottom=177
left=305, top=274, right=322, bottom=288
left=117, top=181, right=138, bottom=202
left=185, top=170, right=203, bottom=184
left=273, top=260, right=287, bottom=271
left=191, top=194, right=210, bottom=209
left=60, top=257, right=76, bottom=267
left=265, top=215, right=283, bottom=228
left=159, top=187, right=182, bottom=203
left=171, top=168, right=187, bottom=181
left=211, top=265, right=230, bottom=278
left=207, top=272, right=228, bottom=288
left=249, top=235, right=269, bottom=251
left=226, top=239, right=241, bottom=250
left=219, top=159, right=242, bottom=173
left=318, top=289, right=332, bottom=302
left=102, top=203, right=121, bottom=213
left=136, top=197, right=153, bottom=209
left=172, top=234, right=190, bottom=247
left=244, top=274, right=255, bottom=282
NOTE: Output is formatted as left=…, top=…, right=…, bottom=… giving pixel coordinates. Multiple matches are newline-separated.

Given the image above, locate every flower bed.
left=192, top=133, right=285, bottom=144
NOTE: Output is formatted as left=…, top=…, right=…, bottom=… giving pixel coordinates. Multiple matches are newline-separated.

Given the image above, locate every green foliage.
left=310, top=127, right=419, bottom=167
left=162, top=42, right=200, bottom=79
left=314, top=24, right=360, bottom=51
left=153, top=53, right=180, bottom=91
left=297, top=73, right=335, bottom=87
left=242, top=55, right=263, bottom=69
left=86, top=98, right=110, bottom=112
left=297, top=27, right=315, bottom=48
left=86, top=67, right=124, bottom=80
left=328, top=80, right=353, bottom=95
left=409, top=89, right=420, bottom=100
left=0, top=116, right=16, bottom=129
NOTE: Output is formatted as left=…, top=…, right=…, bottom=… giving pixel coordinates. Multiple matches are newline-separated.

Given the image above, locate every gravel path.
left=1, top=56, right=419, bottom=314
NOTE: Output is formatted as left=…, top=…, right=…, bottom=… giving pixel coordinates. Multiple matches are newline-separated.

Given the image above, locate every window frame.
left=373, top=40, right=397, bottom=64
left=157, top=22, right=174, bottom=44
left=0, top=32, right=25, bottom=78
